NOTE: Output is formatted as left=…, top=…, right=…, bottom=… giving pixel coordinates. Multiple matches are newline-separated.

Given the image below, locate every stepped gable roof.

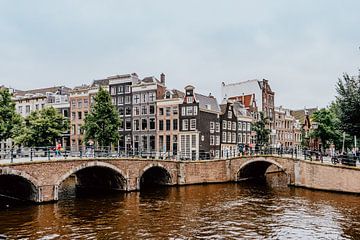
left=14, top=86, right=71, bottom=96
left=291, top=108, right=318, bottom=123
left=195, top=93, right=220, bottom=112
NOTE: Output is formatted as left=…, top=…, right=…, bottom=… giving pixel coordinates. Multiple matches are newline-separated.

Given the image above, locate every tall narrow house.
left=178, top=85, right=221, bottom=160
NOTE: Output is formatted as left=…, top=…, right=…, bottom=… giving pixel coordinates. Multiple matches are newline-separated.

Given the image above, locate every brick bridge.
left=0, top=156, right=359, bottom=203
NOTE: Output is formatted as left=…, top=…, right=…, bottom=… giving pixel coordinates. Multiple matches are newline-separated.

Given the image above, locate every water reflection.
left=0, top=181, right=360, bottom=239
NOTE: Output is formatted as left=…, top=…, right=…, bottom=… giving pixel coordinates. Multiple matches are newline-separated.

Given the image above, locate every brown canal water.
left=0, top=180, right=360, bottom=239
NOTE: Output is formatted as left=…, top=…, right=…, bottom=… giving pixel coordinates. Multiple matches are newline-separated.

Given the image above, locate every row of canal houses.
left=3, top=72, right=304, bottom=160
left=69, top=73, right=255, bottom=160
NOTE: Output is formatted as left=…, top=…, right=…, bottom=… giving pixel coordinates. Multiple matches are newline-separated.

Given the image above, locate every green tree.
left=14, top=107, right=69, bottom=147
left=82, top=87, right=120, bottom=148
left=335, top=73, right=360, bottom=137
left=252, top=112, right=271, bottom=146
left=0, top=88, right=22, bottom=142
left=309, top=108, right=341, bottom=150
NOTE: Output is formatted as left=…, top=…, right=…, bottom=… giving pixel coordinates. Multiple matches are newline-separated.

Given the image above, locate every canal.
left=0, top=180, right=359, bottom=239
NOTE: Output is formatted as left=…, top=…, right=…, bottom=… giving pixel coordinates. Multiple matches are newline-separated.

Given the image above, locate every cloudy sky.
left=0, top=0, right=359, bottom=109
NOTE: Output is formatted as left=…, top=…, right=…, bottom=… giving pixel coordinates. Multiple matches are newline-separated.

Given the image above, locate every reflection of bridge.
left=0, top=156, right=360, bottom=203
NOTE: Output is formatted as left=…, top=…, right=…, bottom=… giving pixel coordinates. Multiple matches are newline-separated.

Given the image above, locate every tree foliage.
left=14, top=107, right=69, bottom=147
left=82, top=87, right=120, bottom=147
left=309, top=108, right=341, bottom=149
left=335, top=73, right=360, bottom=137
left=0, top=88, right=22, bottom=142
left=252, top=112, right=271, bottom=146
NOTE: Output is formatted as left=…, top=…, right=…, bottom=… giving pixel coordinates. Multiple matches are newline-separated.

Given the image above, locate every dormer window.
left=187, top=96, right=193, bottom=103
left=165, top=91, right=171, bottom=99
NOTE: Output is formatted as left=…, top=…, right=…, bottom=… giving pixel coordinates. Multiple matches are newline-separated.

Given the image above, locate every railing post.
left=47, top=147, right=51, bottom=160
left=30, top=148, right=33, bottom=161
left=10, top=148, right=14, bottom=163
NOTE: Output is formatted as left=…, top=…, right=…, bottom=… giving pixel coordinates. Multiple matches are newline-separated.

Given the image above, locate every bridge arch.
left=0, top=168, right=40, bottom=202
left=138, top=163, right=173, bottom=189
left=237, top=158, right=288, bottom=182
left=55, top=161, right=128, bottom=200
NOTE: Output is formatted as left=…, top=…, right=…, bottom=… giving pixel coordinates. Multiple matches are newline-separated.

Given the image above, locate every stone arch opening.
left=139, top=166, right=172, bottom=189
left=56, top=162, right=127, bottom=200
left=0, top=174, right=38, bottom=203
left=237, top=159, right=288, bottom=185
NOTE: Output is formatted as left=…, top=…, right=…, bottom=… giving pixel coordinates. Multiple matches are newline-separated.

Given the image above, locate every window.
left=149, top=118, right=155, bottom=130
left=72, top=125, right=76, bottom=135
left=119, top=107, right=124, bottom=115
left=71, top=112, right=76, bottom=120
left=77, top=124, right=82, bottom=135
left=125, top=106, right=131, bottom=116
left=149, top=105, right=155, bottom=114
left=186, top=106, right=193, bottom=116
left=159, top=120, right=164, bottom=131
left=166, top=120, right=171, bottom=131
left=125, top=96, right=131, bottom=104
left=216, top=136, right=220, bottom=145
left=173, top=107, right=178, bottom=115
left=210, top=135, right=215, bottom=145
left=142, top=119, right=148, bottom=130
left=222, top=132, right=227, bottom=142
left=112, top=97, right=116, bottom=105
left=238, top=122, right=242, bottom=131
left=141, top=105, right=147, bottom=115
left=166, top=135, right=171, bottom=151
left=78, top=100, right=82, bottom=108
left=190, top=119, right=196, bottom=130
left=228, top=121, right=232, bottom=130
left=149, top=92, right=155, bottom=102
left=166, top=107, right=171, bottom=116
left=191, top=134, right=197, bottom=148
left=26, top=105, right=30, bottom=114
left=182, top=119, right=188, bottom=130
left=210, top=122, right=215, bottom=131
left=228, top=111, right=232, bottom=119
left=216, top=122, right=220, bottom=132
left=247, top=123, right=251, bottom=131
left=232, top=122, right=236, bottom=131
left=238, top=134, right=242, bottom=143
left=242, top=122, right=246, bottom=131
left=71, top=100, right=76, bottom=108
left=159, top=136, right=164, bottom=152
left=159, top=108, right=164, bottom=115
left=173, top=119, right=178, bottom=130
left=84, top=99, right=89, bottom=108
left=124, top=85, right=130, bottom=93
left=142, top=93, right=147, bottom=103
left=118, top=96, right=124, bottom=105
left=232, top=133, right=236, bottom=143
left=182, top=107, right=186, bottom=116
left=118, top=85, right=124, bottom=93
left=228, top=132, right=232, bottom=143
left=134, top=120, right=140, bottom=131
left=111, top=86, right=116, bottom=95
left=133, top=94, right=140, bottom=104
left=35, top=104, right=39, bottom=110
left=133, top=107, right=140, bottom=116
left=187, top=96, right=193, bottom=103
left=222, top=120, right=227, bottom=130
left=125, top=119, right=131, bottom=130
left=193, top=106, right=198, bottom=115
left=78, top=112, right=82, bottom=120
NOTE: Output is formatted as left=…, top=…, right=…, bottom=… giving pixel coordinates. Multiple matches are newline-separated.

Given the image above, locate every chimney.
left=160, top=73, right=165, bottom=85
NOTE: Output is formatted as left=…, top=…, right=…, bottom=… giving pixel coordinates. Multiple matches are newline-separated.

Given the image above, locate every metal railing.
left=0, top=146, right=359, bottom=167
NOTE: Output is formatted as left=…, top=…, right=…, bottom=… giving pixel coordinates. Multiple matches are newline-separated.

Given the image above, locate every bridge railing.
left=0, top=146, right=359, bottom=167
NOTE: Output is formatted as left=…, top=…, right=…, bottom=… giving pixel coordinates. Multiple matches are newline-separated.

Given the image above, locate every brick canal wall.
left=293, top=159, right=360, bottom=194
left=0, top=156, right=360, bottom=203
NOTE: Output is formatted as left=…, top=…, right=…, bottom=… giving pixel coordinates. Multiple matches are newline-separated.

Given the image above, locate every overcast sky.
left=1, top=1, right=359, bottom=109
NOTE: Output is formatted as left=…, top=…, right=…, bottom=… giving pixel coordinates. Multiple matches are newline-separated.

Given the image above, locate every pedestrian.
left=55, top=142, right=62, bottom=157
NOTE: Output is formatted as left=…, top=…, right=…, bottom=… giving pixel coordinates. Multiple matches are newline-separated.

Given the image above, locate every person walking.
left=55, top=142, right=62, bottom=158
